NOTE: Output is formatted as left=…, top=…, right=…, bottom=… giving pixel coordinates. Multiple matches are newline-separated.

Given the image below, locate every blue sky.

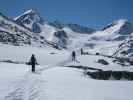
left=0, top=0, right=132, bottom=29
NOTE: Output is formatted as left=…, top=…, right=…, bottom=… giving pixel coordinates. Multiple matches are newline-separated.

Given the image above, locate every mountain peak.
left=116, top=19, right=128, bottom=23
left=94, top=19, right=133, bottom=41
left=113, top=19, right=129, bottom=26
left=102, top=19, right=132, bottom=31
left=23, top=9, right=36, bottom=14
left=14, top=9, right=38, bottom=20
left=14, top=9, right=45, bottom=33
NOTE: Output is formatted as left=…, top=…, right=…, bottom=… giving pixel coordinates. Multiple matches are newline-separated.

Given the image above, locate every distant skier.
left=72, top=51, right=76, bottom=61
left=81, top=48, right=84, bottom=55
left=30, top=54, right=37, bottom=72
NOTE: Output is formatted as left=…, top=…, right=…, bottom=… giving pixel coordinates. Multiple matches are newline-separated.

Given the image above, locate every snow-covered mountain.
left=96, top=20, right=133, bottom=58
left=0, top=12, right=33, bottom=45
left=49, top=20, right=95, bottom=34
left=113, top=33, right=133, bottom=58
left=0, top=12, right=60, bottom=49
left=0, top=9, right=133, bottom=51
left=13, top=9, right=96, bottom=49
left=14, top=9, right=45, bottom=33
left=91, top=19, right=133, bottom=41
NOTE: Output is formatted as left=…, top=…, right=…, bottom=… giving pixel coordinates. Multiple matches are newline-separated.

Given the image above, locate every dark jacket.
left=30, top=55, right=37, bottom=65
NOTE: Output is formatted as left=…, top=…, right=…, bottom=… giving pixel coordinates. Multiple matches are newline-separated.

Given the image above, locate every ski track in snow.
left=2, top=49, right=133, bottom=100
left=3, top=50, right=70, bottom=100
left=5, top=73, right=43, bottom=100
left=4, top=65, right=54, bottom=100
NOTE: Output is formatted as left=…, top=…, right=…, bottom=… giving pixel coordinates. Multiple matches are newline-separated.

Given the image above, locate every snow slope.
left=43, top=67, right=133, bottom=100
left=0, top=63, right=47, bottom=100
left=66, top=54, right=133, bottom=71
left=0, top=43, right=132, bottom=100
left=0, top=43, right=69, bottom=65
left=0, top=63, right=133, bottom=100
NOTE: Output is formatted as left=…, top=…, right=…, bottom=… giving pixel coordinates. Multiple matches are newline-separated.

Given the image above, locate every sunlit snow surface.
left=0, top=44, right=132, bottom=100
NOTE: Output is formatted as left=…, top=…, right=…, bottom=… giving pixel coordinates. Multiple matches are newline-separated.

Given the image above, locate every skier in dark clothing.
left=30, top=54, right=37, bottom=72
left=72, top=51, right=76, bottom=61
left=81, top=48, right=84, bottom=55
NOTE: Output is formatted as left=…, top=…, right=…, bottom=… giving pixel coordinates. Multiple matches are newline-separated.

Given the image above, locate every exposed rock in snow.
left=113, top=33, right=133, bottom=59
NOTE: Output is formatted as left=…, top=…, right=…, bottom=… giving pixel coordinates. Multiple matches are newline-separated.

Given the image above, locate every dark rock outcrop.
left=97, top=59, right=109, bottom=65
